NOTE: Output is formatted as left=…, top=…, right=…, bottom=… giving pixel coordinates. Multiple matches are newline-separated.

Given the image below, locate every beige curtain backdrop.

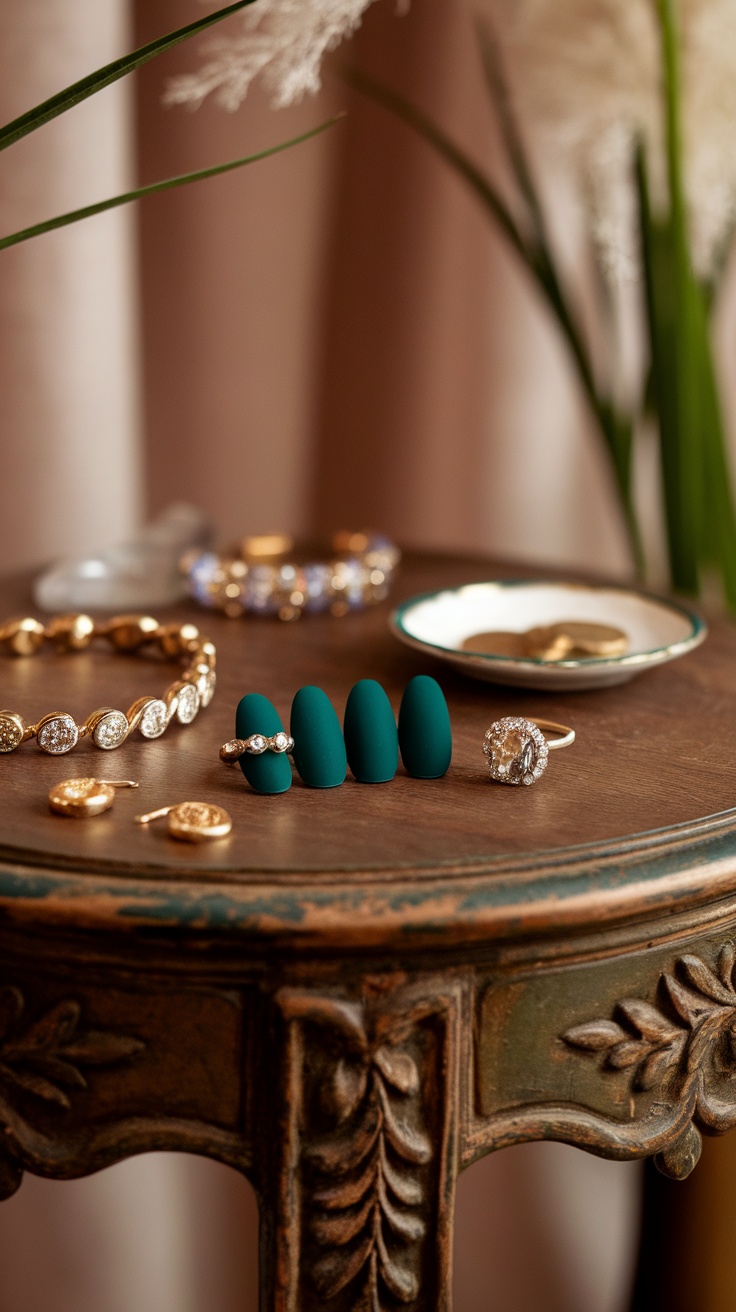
left=0, top=0, right=141, bottom=575
left=0, top=0, right=685, bottom=1308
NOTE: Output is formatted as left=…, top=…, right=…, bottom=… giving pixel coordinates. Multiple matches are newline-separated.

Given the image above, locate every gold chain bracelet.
left=0, top=614, right=216, bottom=755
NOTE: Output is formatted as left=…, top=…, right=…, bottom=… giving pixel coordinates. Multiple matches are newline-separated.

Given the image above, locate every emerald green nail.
left=291, top=686, right=347, bottom=788
left=343, top=679, right=398, bottom=783
left=235, top=693, right=292, bottom=794
left=398, top=675, right=452, bottom=778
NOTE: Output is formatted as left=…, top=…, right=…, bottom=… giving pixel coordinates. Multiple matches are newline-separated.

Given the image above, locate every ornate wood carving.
left=270, top=980, right=460, bottom=1312
left=0, top=986, right=145, bottom=1110
left=562, top=942, right=736, bottom=1177
left=0, top=985, right=145, bottom=1197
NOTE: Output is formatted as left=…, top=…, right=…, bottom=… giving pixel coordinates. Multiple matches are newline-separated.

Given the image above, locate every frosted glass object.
left=34, top=505, right=213, bottom=611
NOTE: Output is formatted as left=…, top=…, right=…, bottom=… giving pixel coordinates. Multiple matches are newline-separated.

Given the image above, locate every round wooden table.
left=0, top=554, right=734, bottom=1311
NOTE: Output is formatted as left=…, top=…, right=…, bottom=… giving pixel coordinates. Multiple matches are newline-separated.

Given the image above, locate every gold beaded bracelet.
left=0, top=614, right=216, bottom=756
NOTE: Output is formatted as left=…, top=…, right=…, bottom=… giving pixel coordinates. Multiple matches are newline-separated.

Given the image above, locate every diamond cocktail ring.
left=483, top=716, right=575, bottom=786
left=219, top=732, right=294, bottom=764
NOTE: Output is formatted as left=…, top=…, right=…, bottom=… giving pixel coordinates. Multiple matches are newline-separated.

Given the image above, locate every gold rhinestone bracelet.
left=0, top=614, right=216, bottom=755
left=181, top=531, right=401, bottom=621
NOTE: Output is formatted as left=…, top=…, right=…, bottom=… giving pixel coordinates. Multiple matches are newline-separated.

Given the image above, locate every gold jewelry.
left=219, top=732, right=294, bottom=764
left=483, top=716, right=575, bottom=786
left=463, top=621, right=628, bottom=662
left=0, top=614, right=217, bottom=756
left=135, top=802, right=233, bottom=843
left=181, top=531, right=400, bottom=621
left=49, top=778, right=139, bottom=818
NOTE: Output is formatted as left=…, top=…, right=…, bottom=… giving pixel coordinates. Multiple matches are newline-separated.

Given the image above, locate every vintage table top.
left=0, top=553, right=734, bottom=951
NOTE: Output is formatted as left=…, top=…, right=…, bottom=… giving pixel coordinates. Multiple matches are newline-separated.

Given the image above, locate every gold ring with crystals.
left=0, top=614, right=217, bottom=756
left=219, top=732, right=294, bottom=764
left=483, top=716, right=575, bottom=786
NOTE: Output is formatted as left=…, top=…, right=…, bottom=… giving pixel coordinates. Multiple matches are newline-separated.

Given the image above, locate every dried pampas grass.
left=164, top=0, right=375, bottom=110
left=478, top=0, right=736, bottom=279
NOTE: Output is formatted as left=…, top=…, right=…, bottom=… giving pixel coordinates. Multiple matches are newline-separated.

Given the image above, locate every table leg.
left=0, top=1145, right=22, bottom=1201
left=256, top=977, right=462, bottom=1312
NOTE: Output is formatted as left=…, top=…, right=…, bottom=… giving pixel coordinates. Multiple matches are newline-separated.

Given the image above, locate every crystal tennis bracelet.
left=0, top=614, right=216, bottom=755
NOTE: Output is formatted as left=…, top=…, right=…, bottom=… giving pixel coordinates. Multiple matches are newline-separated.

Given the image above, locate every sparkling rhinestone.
left=248, top=734, right=267, bottom=754
left=37, top=715, right=79, bottom=755
left=485, top=716, right=549, bottom=786
left=365, top=536, right=401, bottom=573
left=332, top=558, right=366, bottom=608
left=0, top=713, right=24, bottom=753
left=187, top=552, right=220, bottom=607
left=176, top=684, right=200, bottom=725
left=93, top=710, right=129, bottom=750
left=273, top=732, right=288, bottom=751
left=139, top=700, right=168, bottom=739
left=244, top=565, right=279, bottom=613
left=303, top=563, right=333, bottom=613
left=196, top=666, right=217, bottom=708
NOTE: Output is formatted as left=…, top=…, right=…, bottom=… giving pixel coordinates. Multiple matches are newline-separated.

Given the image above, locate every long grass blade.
left=475, top=20, right=546, bottom=243
left=636, top=147, right=697, bottom=592
left=346, top=66, right=594, bottom=403
left=0, top=120, right=340, bottom=252
left=648, top=0, right=702, bottom=593
left=347, top=61, right=639, bottom=567
left=344, top=66, right=532, bottom=266
left=0, top=0, right=255, bottom=156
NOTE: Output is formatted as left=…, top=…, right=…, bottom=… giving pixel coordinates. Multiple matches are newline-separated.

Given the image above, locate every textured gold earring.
left=134, top=801, right=232, bottom=843
left=49, top=777, right=139, bottom=818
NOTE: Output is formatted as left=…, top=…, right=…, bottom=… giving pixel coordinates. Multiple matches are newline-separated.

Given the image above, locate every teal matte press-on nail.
left=343, top=679, right=398, bottom=783
left=291, top=686, right=347, bottom=788
left=235, top=693, right=292, bottom=794
left=398, top=675, right=452, bottom=778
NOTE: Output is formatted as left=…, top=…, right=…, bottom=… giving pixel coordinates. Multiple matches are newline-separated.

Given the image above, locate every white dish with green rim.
left=390, top=580, right=707, bottom=690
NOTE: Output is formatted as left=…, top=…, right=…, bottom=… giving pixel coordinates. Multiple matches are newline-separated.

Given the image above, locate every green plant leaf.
left=692, top=285, right=736, bottom=606
left=344, top=65, right=532, bottom=268
left=0, top=119, right=341, bottom=252
left=346, top=61, right=639, bottom=571
left=636, top=147, right=696, bottom=592
left=0, top=0, right=256, bottom=156
left=639, top=0, right=736, bottom=603
left=475, top=20, right=546, bottom=244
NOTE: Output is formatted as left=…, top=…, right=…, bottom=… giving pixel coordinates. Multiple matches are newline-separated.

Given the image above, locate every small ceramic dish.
left=390, top=580, right=707, bottom=690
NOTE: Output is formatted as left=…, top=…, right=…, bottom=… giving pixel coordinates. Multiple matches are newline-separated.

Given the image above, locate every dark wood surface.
left=0, top=553, right=732, bottom=947
left=2, top=555, right=736, bottom=1312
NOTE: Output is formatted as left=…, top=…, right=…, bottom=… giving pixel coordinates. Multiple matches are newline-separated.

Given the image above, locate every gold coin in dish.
left=524, top=630, right=575, bottom=661
left=49, top=777, right=138, bottom=818
left=462, top=620, right=628, bottom=663
left=461, top=631, right=531, bottom=658
left=538, top=621, right=629, bottom=657
left=461, top=629, right=574, bottom=661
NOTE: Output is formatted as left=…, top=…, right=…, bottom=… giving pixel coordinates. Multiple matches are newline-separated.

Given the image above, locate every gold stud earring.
left=49, top=777, right=139, bottom=818
left=134, top=801, right=232, bottom=843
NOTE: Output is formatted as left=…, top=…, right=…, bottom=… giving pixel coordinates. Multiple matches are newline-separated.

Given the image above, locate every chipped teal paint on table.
left=0, top=556, right=734, bottom=1311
